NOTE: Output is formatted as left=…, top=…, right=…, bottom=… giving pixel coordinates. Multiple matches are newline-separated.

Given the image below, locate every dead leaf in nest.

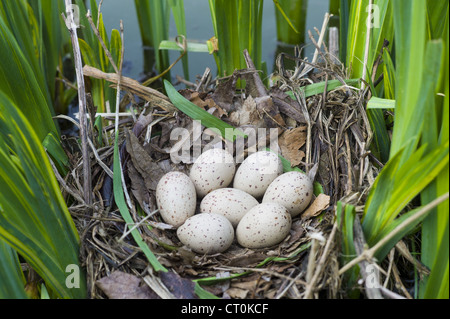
left=231, top=279, right=258, bottom=292
left=132, top=112, right=154, bottom=137
left=255, top=96, right=286, bottom=128
left=126, top=130, right=166, bottom=190
left=225, top=287, right=248, bottom=299
left=180, top=90, right=207, bottom=109
left=287, top=220, right=305, bottom=245
left=158, top=271, right=198, bottom=299
left=96, top=271, right=159, bottom=299
left=127, top=161, right=150, bottom=210
left=211, top=74, right=238, bottom=113
left=270, top=87, right=306, bottom=124
left=180, top=90, right=226, bottom=116
left=228, top=95, right=264, bottom=127
left=222, top=247, right=268, bottom=267
left=302, top=193, right=330, bottom=219
left=97, top=270, right=198, bottom=299
left=279, top=126, right=307, bottom=167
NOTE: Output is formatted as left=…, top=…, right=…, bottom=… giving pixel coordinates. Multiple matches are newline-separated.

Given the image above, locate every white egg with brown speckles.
left=177, top=213, right=234, bottom=254
left=262, top=171, right=313, bottom=217
left=233, top=151, right=283, bottom=198
left=236, top=203, right=292, bottom=249
left=156, top=171, right=196, bottom=227
left=189, top=148, right=235, bottom=197
left=200, top=188, right=259, bottom=227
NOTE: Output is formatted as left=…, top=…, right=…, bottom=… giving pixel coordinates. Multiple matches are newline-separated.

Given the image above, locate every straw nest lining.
left=61, top=43, right=384, bottom=299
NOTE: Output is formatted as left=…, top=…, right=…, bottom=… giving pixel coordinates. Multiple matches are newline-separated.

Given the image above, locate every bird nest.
left=61, top=43, right=383, bottom=299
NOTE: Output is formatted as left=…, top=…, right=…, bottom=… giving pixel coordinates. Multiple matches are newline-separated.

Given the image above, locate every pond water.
left=99, top=0, right=331, bottom=84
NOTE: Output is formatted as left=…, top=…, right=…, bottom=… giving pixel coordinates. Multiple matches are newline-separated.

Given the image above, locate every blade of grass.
left=164, top=80, right=246, bottom=141
left=111, top=20, right=167, bottom=274
left=112, top=137, right=168, bottom=273
left=134, top=0, right=170, bottom=76
left=339, top=0, right=350, bottom=63
left=426, top=0, right=449, bottom=40
left=367, top=97, right=395, bottom=109
left=344, top=0, right=392, bottom=163
left=420, top=2, right=449, bottom=299
left=0, top=14, right=58, bottom=142
left=336, top=202, right=360, bottom=297
left=168, top=0, right=189, bottom=80
left=0, top=92, right=86, bottom=299
left=285, top=79, right=360, bottom=100
left=159, top=40, right=209, bottom=53
left=382, top=47, right=396, bottom=100
left=367, top=108, right=390, bottom=163
left=209, top=0, right=264, bottom=77
left=362, top=140, right=449, bottom=256
left=346, top=0, right=393, bottom=83
left=389, top=0, right=427, bottom=159
left=273, top=0, right=307, bottom=45
left=43, top=132, right=69, bottom=176
left=0, top=240, right=28, bottom=299
left=341, top=192, right=449, bottom=276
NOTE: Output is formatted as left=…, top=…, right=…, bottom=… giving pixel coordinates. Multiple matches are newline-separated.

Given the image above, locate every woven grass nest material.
left=64, top=49, right=383, bottom=299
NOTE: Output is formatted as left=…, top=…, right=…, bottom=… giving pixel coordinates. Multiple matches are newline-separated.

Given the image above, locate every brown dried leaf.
left=231, top=280, right=258, bottom=291
left=96, top=271, right=159, bottom=299
left=125, top=130, right=165, bottom=190
left=228, top=95, right=264, bottom=127
left=224, top=250, right=268, bottom=267
left=188, top=91, right=209, bottom=109
left=279, top=126, right=307, bottom=167
left=226, top=287, right=249, bottom=299
left=132, top=112, right=154, bottom=138
left=255, top=96, right=286, bottom=128
left=159, top=271, right=198, bottom=299
left=270, top=87, right=306, bottom=124
left=301, top=193, right=330, bottom=219
left=183, top=89, right=228, bottom=117
left=127, top=160, right=150, bottom=210
left=288, top=220, right=305, bottom=244
left=211, top=74, right=238, bottom=112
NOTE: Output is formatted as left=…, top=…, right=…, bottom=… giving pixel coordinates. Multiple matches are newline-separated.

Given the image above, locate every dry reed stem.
left=304, top=222, right=338, bottom=299
left=63, top=0, right=92, bottom=205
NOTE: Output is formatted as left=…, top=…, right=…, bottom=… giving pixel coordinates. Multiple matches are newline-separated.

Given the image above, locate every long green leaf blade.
left=113, top=131, right=167, bottom=273
left=0, top=240, right=28, bottom=299
left=367, top=97, right=395, bottom=109
left=164, top=80, right=246, bottom=141
left=0, top=92, right=86, bottom=299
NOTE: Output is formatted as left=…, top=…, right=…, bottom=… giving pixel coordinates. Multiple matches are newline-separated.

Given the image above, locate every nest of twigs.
left=59, top=37, right=388, bottom=299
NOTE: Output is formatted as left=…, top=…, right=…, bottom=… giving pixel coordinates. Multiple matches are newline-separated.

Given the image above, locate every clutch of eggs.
left=155, top=149, right=314, bottom=254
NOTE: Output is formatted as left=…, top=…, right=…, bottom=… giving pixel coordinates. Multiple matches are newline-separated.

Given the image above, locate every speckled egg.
left=233, top=151, right=283, bottom=198
left=177, top=213, right=234, bottom=254
left=200, top=188, right=259, bottom=227
left=189, top=148, right=235, bottom=197
left=156, top=171, right=196, bottom=227
left=236, top=203, right=292, bottom=249
left=262, top=171, right=313, bottom=217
